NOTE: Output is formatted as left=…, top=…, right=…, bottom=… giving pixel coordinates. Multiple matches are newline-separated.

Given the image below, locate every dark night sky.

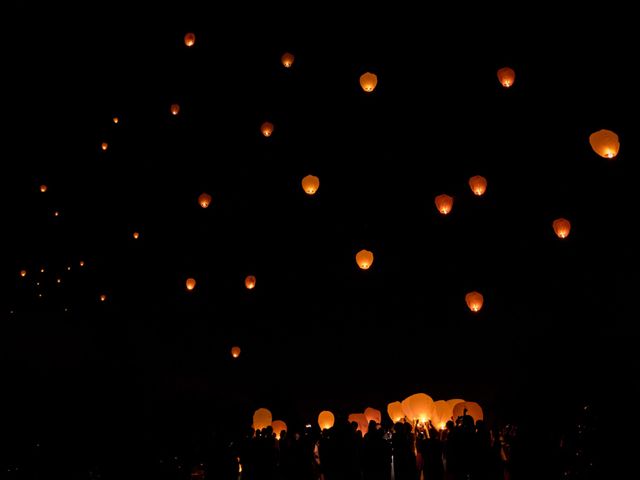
left=2, top=5, right=638, bottom=469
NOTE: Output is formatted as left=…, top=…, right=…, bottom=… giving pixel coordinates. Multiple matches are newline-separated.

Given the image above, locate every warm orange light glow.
left=184, top=32, right=196, bottom=47
left=360, top=72, right=378, bottom=92
left=252, top=408, right=272, bottom=431
left=465, top=291, right=484, bottom=312
left=40, top=184, right=47, bottom=193
left=406, top=393, right=434, bottom=423
left=133, top=232, right=140, bottom=239
left=589, top=129, right=620, bottom=159
left=186, top=278, right=196, bottom=291
left=53, top=211, right=59, bottom=217
left=101, top=142, right=108, bottom=151
left=497, top=67, right=516, bottom=88
left=435, top=194, right=454, bottom=215
left=198, top=192, right=212, bottom=208
left=112, top=116, right=119, bottom=124
left=56, top=278, right=61, bottom=284
left=20, top=269, right=27, bottom=277
left=356, top=249, right=374, bottom=270
left=553, top=218, right=571, bottom=239
left=99, top=294, right=107, bottom=302
left=301, top=175, right=320, bottom=195
left=387, top=402, right=405, bottom=423
left=318, top=410, right=335, bottom=430
left=364, top=407, right=382, bottom=425
left=348, top=413, right=369, bottom=434
left=170, top=103, right=180, bottom=116
left=271, top=420, right=287, bottom=440
left=231, top=346, right=241, bottom=358
left=469, top=175, right=487, bottom=196
left=281, top=52, right=294, bottom=68
left=261, top=121, right=274, bottom=137
left=79, top=261, right=85, bottom=267
left=245, top=275, right=256, bottom=290
left=453, top=401, right=484, bottom=422
left=40, top=268, right=45, bottom=273
left=431, top=400, right=455, bottom=430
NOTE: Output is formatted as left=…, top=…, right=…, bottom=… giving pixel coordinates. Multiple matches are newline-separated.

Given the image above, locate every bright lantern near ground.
left=589, top=129, right=619, bottom=159
left=466, top=291, right=484, bottom=312
left=469, top=176, right=487, bottom=196
left=301, top=175, right=320, bottom=195
left=497, top=67, right=515, bottom=88
left=281, top=52, right=294, bottom=68
left=186, top=278, right=196, bottom=291
left=435, top=194, right=454, bottom=215
left=253, top=408, right=272, bottom=431
left=271, top=420, right=287, bottom=440
left=356, top=250, right=374, bottom=270
left=553, top=218, right=571, bottom=239
left=387, top=402, right=404, bottom=423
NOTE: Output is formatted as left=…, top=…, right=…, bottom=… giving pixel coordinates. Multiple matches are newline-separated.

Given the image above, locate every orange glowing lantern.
left=469, top=175, right=487, bottom=196
left=170, top=103, right=180, bottom=116
left=261, top=121, right=274, bottom=137
left=497, top=67, right=515, bottom=88
left=79, top=260, right=85, bottom=267
left=186, top=278, right=196, bottom=291
left=198, top=192, right=212, bottom=208
left=452, top=401, right=484, bottom=423
left=387, top=402, right=405, bottom=423
left=553, top=218, right=571, bottom=239
left=446, top=399, right=465, bottom=411
left=430, top=400, right=455, bottom=430
left=271, top=420, right=288, bottom=440
left=252, top=408, right=272, bottom=431
left=133, top=232, right=140, bottom=239
left=99, top=294, right=107, bottom=302
left=281, top=52, right=294, bottom=68
left=40, top=184, right=47, bottom=193
left=364, top=407, right=382, bottom=425
left=318, top=411, right=335, bottom=430
left=184, top=32, right=196, bottom=47
left=20, top=269, right=27, bottom=277
left=356, top=249, right=374, bottom=270
left=360, top=72, right=378, bottom=92
left=465, top=291, right=484, bottom=312
left=245, top=275, right=256, bottom=290
left=406, top=393, right=434, bottom=423
left=435, top=194, right=454, bottom=215
left=348, top=413, right=369, bottom=434
left=231, top=346, right=241, bottom=358
left=101, top=142, right=108, bottom=151
left=301, top=175, right=320, bottom=195
left=112, top=116, right=119, bottom=124
left=589, top=129, right=619, bottom=159
left=53, top=211, right=60, bottom=217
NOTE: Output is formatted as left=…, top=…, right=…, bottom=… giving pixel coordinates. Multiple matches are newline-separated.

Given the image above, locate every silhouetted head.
left=367, top=420, right=377, bottom=435
left=446, top=420, right=455, bottom=431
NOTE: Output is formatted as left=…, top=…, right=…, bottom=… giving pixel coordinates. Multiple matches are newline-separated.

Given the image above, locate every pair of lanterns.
left=185, top=275, right=256, bottom=291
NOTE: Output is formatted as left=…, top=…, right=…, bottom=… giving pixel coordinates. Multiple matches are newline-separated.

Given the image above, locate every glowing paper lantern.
left=170, top=103, right=180, bottom=116
left=301, top=175, right=320, bottom=195
left=184, top=32, right=196, bottom=47
left=186, top=278, right=196, bottom=291
left=318, top=411, right=335, bottom=430
left=133, top=232, right=140, bottom=239
left=198, top=193, right=212, bottom=208
left=430, top=400, right=455, bottom=430
left=261, top=121, right=274, bottom=137
left=435, top=194, right=454, bottom=215
left=406, top=393, right=434, bottom=423
left=281, top=52, right=294, bottom=68
left=271, top=420, right=288, bottom=440
left=364, top=407, right=382, bottom=425
left=360, top=72, right=378, bottom=92
left=469, top=175, right=487, bottom=196
left=252, top=408, right=272, bottom=431
left=40, top=184, right=47, bottom=193
left=79, top=261, right=85, bottom=267
left=553, top=218, right=571, bottom=239
left=20, top=270, right=27, bottom=277
left=356, top=249, right=374, bottom=270
left=497, top=67, right=515, bottom=88
left=348, top=413, right=369, bottom=434
left=387, top=402, right=405, bottom=423
left=446, top=399, right=465, bottom=411
left=99, top=294, right=107, bottom=302
left=589, top=129, right=619, bottom=159
left=452, top=401, right=484, bottom=423
left=465, top=291, right=484, bottom=312
left=112, top=116, right=119, bottom=124
left=231, top=346, right=241, bottom=358
left=101, top=142, right=108, bottom=151
left=245, top=275, right=256, bottom=290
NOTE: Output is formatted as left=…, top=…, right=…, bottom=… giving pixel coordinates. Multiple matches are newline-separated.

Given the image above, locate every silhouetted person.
left=362, top=420, right=391, bottom=480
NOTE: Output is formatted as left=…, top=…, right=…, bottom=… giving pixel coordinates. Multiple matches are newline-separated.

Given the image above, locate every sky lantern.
left=387, top=402, right=405, bottom=423
left=99, top=294, right=107, bottom=302
left=431, top=400, right=454, bottom=430
left=53, top=211, right=60, bottom=217
left=133, top=231, right=140, bottom=239
left=356, top=249, right=374, bottom=270
left=20, top=270, right=27, bottom=277
left=252, top=408, right=272, bottom=431
left=245, top=275, right=256, bottom=290
left=589, top=129, right=619, bottom=159
left=40, top=184, right=47, bottom=193
left=318, top=411, right=335, bottom=430
left=453, top=401, right=484, bottom=423
left=360, top=72, right=378, bottom=92
left=185, top=278, right=196, bottom=291
left=364, top=407, right=382, bottom=425
left=184, top=32, right=196, bottom=47
left=435, top=194, right=454, bottom=215
left=406, top=393, right=434, bottom=423
left=281, top=52, right=294, bottom=68
left=469, top=175, right=487, bottom=196
left=261, top=121, right=274, bottom=137
left=101, top=142, right=108, bottom=151
left=497, top=67, right=515, bottom=88
left=198, top=192, right=212, bottom=208
left=112, top=116, right=119, bottom=124
left=301, top=175, right=320, bottom=195
left=348, top=413, right=369, bottom=434
left=79, top=260, right=85, bottom=267
left=271, top=420, right=288, bottom=440
left=553, top=218, right=571, bottom=239
left=465, top=291, right=484, bottom=312
left=446, top=399, right=465, bottom=411
left=170, top=103, right=180, bottom=116
left=231, top=346, right=241, bottom=358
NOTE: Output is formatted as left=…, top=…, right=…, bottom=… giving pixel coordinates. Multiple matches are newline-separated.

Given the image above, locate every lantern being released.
left=198, top=193, right=212, bottom=208
left=356, top=249, right=374, bottom=270
left=435, top=194, right=454, bottom=215
left=453, top=401, right=484, bottom=422
left=231, top=346, right=241, bottom=358
left=185, top=278, right=196, bottom=291
left=271, top=420, right=287, bottom=440
left=465, top=291, right=484, bottom=312
left=184, top=32, right=196, bottom=47
left=589, top=129, right=620, bottom=159
left=245, top=275, right=256, bottom=290
left=252, top=408, right=272, bottom=431
left=469, top=176, right=487, bottom=196
left=364, top=407, right=382, bottom=425
left=360, top=72, right=378, bottom=92
left=318, top=411, right=335, bottom=430
left=261, top=122, right=274, bottom=137
left=406, top=393, right=434, bottom=423
left=553, top=218, right=571, bottom=239
left=387, top=402, right=405, bottom=423
left=281, top=52, right=294, bottom=68
left=497, top=67, right=516, bottom=88
left=301, top=175, right=320, bottom=195
left=170, top=103, right=180, bottom=116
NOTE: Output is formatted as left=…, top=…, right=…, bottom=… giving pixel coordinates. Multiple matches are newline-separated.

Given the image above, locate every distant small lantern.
left=101, top=142, right=108, bottom=151
left=56, top=278, right=61, bottom=284
left=281, top=52, right=294, bottom=68
left=231, top=346, right=241, bottom=358
left=186, top=278, right=196, bottom=291
left=465, top=291, right=484, bottom=312
left=40, top=268, right=45, bottom=273
left=497, top=67, right=516, bottom=88
left=184, top=32, right=196, bottom=47
left=301, top=175, right=320, bottom=195
left=469, top=176, right=487, bottom=196
left=20, top=269, right=27, bottom=277
left=360, top=72, right=378, bottom=92
left=53, top=211, right=60, bottom=217
left=356, top=249, right=374, bottom=270
left=318, top=411, right=335, bottom=430
left=198, top=192, right=212, bottom=208
left=435, top=194, right=454, bottom=215
left=553, top=218, right=571, bottom=239
left=170, top=103, right=180, bottom=116
left=40, top=184, right=47, bottom=193
left=99, top=294, right=107, bottom=302
left=133, top=232, right=140, bottom=239
left=112, top=116, right=119, bottom=124
left=589, top=129, right=620, bottom=159
left=261, top=121, right=274, bottom=137
left=79, top=260, right=85, bottom=267
left=245, top=275, right=256, bottom=290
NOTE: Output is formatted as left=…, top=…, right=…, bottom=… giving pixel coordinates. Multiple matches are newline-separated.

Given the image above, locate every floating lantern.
left=281, top=52, right=294, bottom=68
left=245, top=275, right=256, bottom=290
left=99, top=294, right=107, bottom=302
left=348, top=413, right=369, bottom=434
left=184, top=32, right=196, bottom=47
left=356, top=249, right=374, bottom=270
left=186, top=278, right=196, bottom=291
left=360, top=72, right=378, bottom=92
left=40, top=184, right=47, bottom=193
left=589, top=129, right=619, bottom=159
left=465, top=291, right=484, bottom=312
left=79, top=261, right=85, bottom=267
left=387, top=402, right=405, bottom=423
left=170, top=103, right=180, bottom=116
left=101, top=142, right=108, bottom=151
left=435, top=194, right=454, bottom=215
left=261, top=121, right=274, bottom=137
left=301, top=175, right=320, bottom=195
left=231, top=346, right=241, bottom=358
left=497, top=67, right=515, bottom=88
left=112, top=116, right=119, bottom=124
left=406, top=393, right=434, bottom=423
left=469, top=175, right=487, bottom=196
left=453, top=401, right=484, bottom=423
left=20, top=270, right=27, bottom=277
left=198, top=192, right=212, bottom=208
left=252, top=408, right=272, bottom=431
left=553, top=218, right=571, bottom=239
left=431, top=400, right=455, bottom=430
left=364, top=407, right=382, bottom=425
left=318, top=411, right=335, bottom=430
left=133, top=232, right=140, bottom=239
left=271, top=420, right=287, bottom=440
